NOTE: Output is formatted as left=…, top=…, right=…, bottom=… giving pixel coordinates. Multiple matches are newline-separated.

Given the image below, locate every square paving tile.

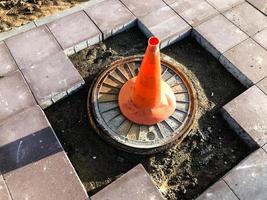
left=4, top=151, right=88, bottom=200
left=206, top=0, right=244, bottom=12
left=169, top=0, right=219, bottom=27
left=0, top=175, right=11, bottom=200
left=193, top=14, right=248, bottom=58
left=263, top=144, right=267, bottom=152
left=223, top=148, right=267, bottom=200
left=219, top=38, right=267, bottom=87
left=196, top=180, right=238, bottom=200
left=253, top=28, right=267, bottom=50
left=85, top=0, right=136, bottom=39
left=138, top=6, right=191, bottom=48
left=21, top=52, right=84, bottom=109
left=5, top=26, right=61, bottom=70
left=247, top=0, right=267, bottom=15
left=47, top=11, right=101, bottom=55
left=222, top=86, right=267, bottom=147
left=91, top=164, right=164, bottom=200
left=0, top=42, right=17, bottom=76
left=257, top=77, right=267, bottom=95
left=224, top=2, right=267, bottom=36
left=120, top=0, right=166, bottom=17
left=0, top=71, right=36, bottom=123
left=0, top=105, right=62, bottom=174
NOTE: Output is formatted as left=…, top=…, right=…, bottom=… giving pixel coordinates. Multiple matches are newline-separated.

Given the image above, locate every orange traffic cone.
left=119, top=36, right=176, bottom=125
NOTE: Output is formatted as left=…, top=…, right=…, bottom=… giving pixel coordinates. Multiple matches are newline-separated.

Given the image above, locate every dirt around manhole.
left=0, top=0, right=87, bottom=32
left=45, top=28, right=251, bottom=200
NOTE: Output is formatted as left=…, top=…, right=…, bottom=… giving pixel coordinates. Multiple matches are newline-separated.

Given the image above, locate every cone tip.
left=148, top=36, right=160, bottom=46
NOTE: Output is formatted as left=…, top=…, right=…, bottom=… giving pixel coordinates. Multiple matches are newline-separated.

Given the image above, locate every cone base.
left=119, top=77, right=176, bottom=125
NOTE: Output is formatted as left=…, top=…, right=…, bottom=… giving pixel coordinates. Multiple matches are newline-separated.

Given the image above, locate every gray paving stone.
left=222, top=86, right=267, bottom=147
left=219, top=38, right=267, bottom=87
left=91, top=164, right=164, bottom=200
left=85, top=0, right=136, bottom=39
left=263, top=144, right=267, bottom=152
left=5, top=26, right=61, bottom=70
left=47, top=11, right=101, bottom=53
left=21, top=52, right=84, bottom=109
left=138, top=6, right=191, bottom=49
left=247, top=0, right=267, bottom=15
left=0, top=175, right=11, bottom=200
left=169, top=0, right=219, bottom=27
left=120, top=0, right=166, bottom=17
left=196, top=180, right=238, bottom=200
left=253, top=28, right=267, bottom=50
left=0, top=22, right=36, bottom=42
left=257, top=77, right=267, bottom=95
left=0, top=42, right=18, bottom=76
left=206, top=0, right=244, bottom=12
left=192, top=14, right=248, bottom=58
left=223, top=148, right=267, bottom=200
left=4, top=151, right=88, bottom=200
left=0, top=105, right=62, bottom=174
left=224, top=2, right=267, bottom=36
left=0, top=71, right=36, bottom=123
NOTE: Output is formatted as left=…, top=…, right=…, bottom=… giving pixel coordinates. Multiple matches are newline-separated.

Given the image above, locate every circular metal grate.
left=87, top=55, right=197, bottom=154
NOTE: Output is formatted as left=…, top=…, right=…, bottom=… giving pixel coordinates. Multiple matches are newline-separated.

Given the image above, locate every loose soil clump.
left=45, top=28, right=251, bottom=200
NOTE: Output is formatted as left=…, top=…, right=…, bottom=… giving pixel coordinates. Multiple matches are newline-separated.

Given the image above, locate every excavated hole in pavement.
left=45, top=27, right=251, bottom=200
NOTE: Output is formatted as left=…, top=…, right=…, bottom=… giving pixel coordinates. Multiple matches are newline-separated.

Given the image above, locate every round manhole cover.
left=87, top=55, right=197, bottom=154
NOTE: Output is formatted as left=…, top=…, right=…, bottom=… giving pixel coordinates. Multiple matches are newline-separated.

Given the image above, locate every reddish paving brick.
left=220, top=38, right=267, bottom=87
left=0, top=175, right=11, bottom=200
left=222, top=86, right=267, bottom=147
left=0, top=42, right=17, bottom=76
left=224, top=2, right=267, bottom=36
left=257, top=77, right=267, bottom=95
left=21, top=52, right=84, bottom=109
left=196, top=180, right=238, bottom=200
left=4, top=151, right=88, bottom=200
left=253, top=28, right=267, bottom=50
left=0, top=71, right=36, bottom=123
left=85, top=0, right=136, bottom=39
left=223, top=148, right=267, bottom=200
left=247, top=0, right=267, bottom=15
left=169, top=0, right=218, bottom=27
left=47, top=11, right=101, bottom=55
left=206, top=0, right=244, bottom=12
left=0, top=105, right=62, bottom=174
left=5, top=26, right=61, bottom=70
left=138, top=6, right=191, bottom=48
left=91, top=164, right=164, bottom=200
left=120, top=0, right=166, bottom=17
left=193, top=14, right=248, bottom=58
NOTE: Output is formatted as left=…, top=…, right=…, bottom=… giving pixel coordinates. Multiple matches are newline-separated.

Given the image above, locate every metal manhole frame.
left=87, top=55, right=197, bottom=154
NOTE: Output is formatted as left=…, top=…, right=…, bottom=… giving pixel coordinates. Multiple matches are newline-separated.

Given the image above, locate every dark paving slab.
left=91, top=164, right=164, bottom=200
left=4, top=151, right=89, bottom=200
left=192, top=14, right=248, bottom=58
left=253, top=28, right=267, bottom=50
left=0, top=42, right=18, bottom=77
left=138, top=6, right=191, bottom=48
left=85, top=0, right=136, bottom=39
left=0, top=105, right=62, bottom=174
left=206, top=0, right=244, bottom=12
left=219, top=38, right=267, bottom=87
left=5, top=26, right=61, bottom=70
left=223, top=148, right=267, bottom=200
left=21, top=52, right=84, bottom=109
left=222, top=86, right=267, bottom=147
left=224, top=2, right=267, bottom=36
left=0, top=175, right=11, bottom=200
left=120, top=0, right=166, bottom=17
left=169, top=0, right=218, bottom=27
left=247, top=0, right=267, bottom=15
left=0, top=71, right=36, bottom=123
left=196, top=180, right=238, bottom=200
left=257, top=77, right=267, bottom=95
left=47, top=11, right=101, bottom=55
